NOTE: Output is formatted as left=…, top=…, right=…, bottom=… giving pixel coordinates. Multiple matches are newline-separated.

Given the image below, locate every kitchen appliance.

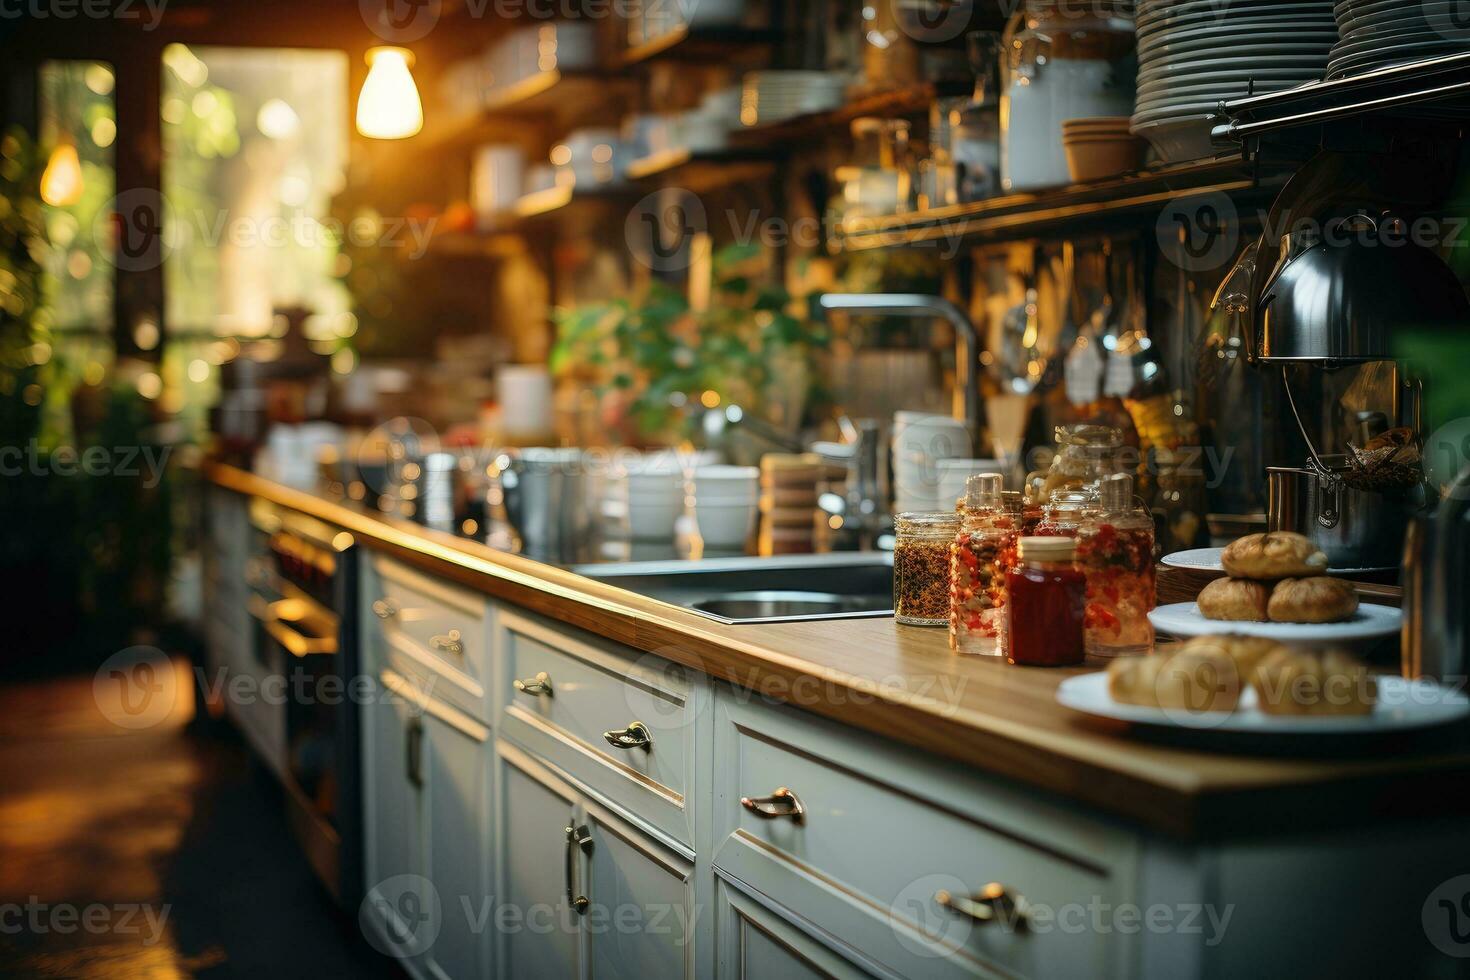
left=1402, top=464, right=1470, bottom=684
left=246, top=502, right=361, bottom=907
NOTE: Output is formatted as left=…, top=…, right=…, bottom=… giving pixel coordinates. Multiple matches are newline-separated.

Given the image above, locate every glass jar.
left=1000, top=0, right=1138, bottom=192
left=894, top=512, right=961, bottom=627
left=1029, top=423, right=1128, bottom=504
left=1006, top=536, right=1087, bottom=667
left=1034, top=489, right=1092, bottom=538
left=1076, top=474, right=1157, bottom=658
left=950, top=474, right=1011, bottom=656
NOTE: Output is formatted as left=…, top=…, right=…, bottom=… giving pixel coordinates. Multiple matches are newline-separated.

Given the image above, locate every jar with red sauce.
left=1075, top=473, right=1156, bottom=657
left=1005, top=536, right=1087, bottom=667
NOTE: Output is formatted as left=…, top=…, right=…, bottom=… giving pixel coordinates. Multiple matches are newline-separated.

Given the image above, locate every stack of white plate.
left=1132, top=0, right=1337, bottom=162
left=892, top=412, right=971, bottom=514
left=740, top=71, right=849, bottom=127
left=1328, top=1, right=1470, bottom=81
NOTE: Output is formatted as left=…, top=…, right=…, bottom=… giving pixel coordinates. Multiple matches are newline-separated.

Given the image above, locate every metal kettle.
left=1402, top=464, right=1470, bottom=683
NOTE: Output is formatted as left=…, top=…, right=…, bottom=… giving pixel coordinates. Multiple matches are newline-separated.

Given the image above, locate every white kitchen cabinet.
left=497, top=742, right=699, bottom=980
left=423, top=709, right=492, bottom=980
left=714, top=873, right=871, bottom=980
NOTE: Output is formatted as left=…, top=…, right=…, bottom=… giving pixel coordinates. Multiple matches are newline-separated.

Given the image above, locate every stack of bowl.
left=758, top=453, right=822, bottom=555
left=691, top=465, right=759, bottom=551
left=1061, top=117, right=1146, bottom=182
left=1132, top=0, right=1337, bottom=163
left=1328, top=1, right=1470, bottom=80
left=610, top=461, right=685, bottom=542
left=893, top=412, right=971, bottom=515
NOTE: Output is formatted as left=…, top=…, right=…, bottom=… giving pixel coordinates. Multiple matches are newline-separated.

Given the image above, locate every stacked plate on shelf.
left=1132, top=0, right=1338, bottom=162
left=740, top=71, right=849, bottom=127
left=1328, top=0, right=1470, bottom=80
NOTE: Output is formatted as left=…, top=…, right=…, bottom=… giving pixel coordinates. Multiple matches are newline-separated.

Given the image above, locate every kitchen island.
left=203, top=461, right=1470, bottom=979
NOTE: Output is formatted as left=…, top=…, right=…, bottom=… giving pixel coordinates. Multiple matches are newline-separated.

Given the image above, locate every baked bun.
left=1267, top=577, right=1359, bottom=624
left=1253, top=648, right=1376, bottom=716
left=1220, top=532, right=1328, bottom=580
left=1107, top=655, right=1165, bottom=707
left=1197, top=577, right=1270, bottom=622
left=1155, top=647, right=1244, bottom=713
left=1180, top=634, right=1282, bottom=685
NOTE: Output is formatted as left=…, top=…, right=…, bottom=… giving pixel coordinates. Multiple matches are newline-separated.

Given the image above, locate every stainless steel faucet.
left=818, top=293, right=981, bottom=435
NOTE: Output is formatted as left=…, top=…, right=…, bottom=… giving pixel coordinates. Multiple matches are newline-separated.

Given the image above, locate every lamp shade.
left=356, top=47, right=423, bottom=140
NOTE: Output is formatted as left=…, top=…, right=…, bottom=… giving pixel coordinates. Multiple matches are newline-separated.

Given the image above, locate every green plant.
left=552, top=244, right=825, bottom=442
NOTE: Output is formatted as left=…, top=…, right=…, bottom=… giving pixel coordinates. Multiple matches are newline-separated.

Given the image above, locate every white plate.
left=1160, top=547, right=1396, bottom=577
left=1056, top=672, right=1470, bottom=734
left=1149, top=600, right=1403, bottom=641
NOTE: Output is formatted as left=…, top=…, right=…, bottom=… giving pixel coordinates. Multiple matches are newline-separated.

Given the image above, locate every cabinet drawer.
left=367, top=556, right=490, bottom=723
left=713, top=693, right=1138, bottom=979
left=497, top=608, right=702, bottom=848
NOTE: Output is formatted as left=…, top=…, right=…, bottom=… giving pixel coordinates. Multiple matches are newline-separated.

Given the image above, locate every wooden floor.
left=0, top=667, right=401, bottom=979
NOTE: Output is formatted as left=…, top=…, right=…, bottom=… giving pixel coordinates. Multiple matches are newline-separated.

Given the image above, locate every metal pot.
left=1267, top=459, right=1412, bottom=570
left=1402, top=465, right=1470, bottom=683
left=487, top=448, right=590, bottom=559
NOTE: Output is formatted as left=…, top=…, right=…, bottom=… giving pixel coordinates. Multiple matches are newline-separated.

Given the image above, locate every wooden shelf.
left=625, top=146, right=782, bottom=192
left=731, top=82, right=969, bottom=150
left=832, top=154, right=1289, bottom=252
left=620, top=24, right=778, bottom=67
left=417, top=69, right=635, bottom=153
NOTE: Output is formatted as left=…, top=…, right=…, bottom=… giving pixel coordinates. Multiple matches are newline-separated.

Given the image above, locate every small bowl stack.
left=612, top=465, right=685, bottom=542
left=758, top=453, right=822, bottom=555
left=691, top=465, right=759, bottom=552
left=1132, top=0, right=1337, bottom=163
left=1061, top=117, right=1147, bottom=182
left=1328, top=1, right=1470, bottom=81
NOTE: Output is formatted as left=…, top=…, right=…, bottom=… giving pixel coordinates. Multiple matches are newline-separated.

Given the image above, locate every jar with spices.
left=894, top=513, right=962, bottom=627
left=1076, top=473, right=1156, bottom=658
left=949, top=474, right=1011, bottom=656
left=1034, top=490, right=1092, bottom=537
left=1006, top=536, right=1087, bottom=667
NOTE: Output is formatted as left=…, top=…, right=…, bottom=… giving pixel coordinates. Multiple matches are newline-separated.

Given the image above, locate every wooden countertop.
left=207, top=462, right=1470, bottom=840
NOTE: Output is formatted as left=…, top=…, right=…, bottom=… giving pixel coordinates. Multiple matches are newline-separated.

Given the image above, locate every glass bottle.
left=894, top=512, right=962, bottom=627
left=1006, top=536, right=1087, bottom=666
left=1034, top=489, right=1092, bottom=538
left=1028, top=423, right=1127, bottom=504
left=1076, top=473, right=1156, bottom=658
left=949, top=474, right=1010, bottom=656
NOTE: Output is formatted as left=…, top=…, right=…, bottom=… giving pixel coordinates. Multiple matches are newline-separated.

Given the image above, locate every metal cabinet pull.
left=564, top=824, right=592, bottom=915
left=405, top=717, right=424, bottom=789
left=513, top=672, right=553, bottom=696
left=602, top=721, right=652, bottom=751
left=371, top=598, right=399, bottom=620
left=430, top=630, right=463, bottom=656
left=740, top=787, right=805, bottom=823
left=935, top=883, right=1030, bottom=931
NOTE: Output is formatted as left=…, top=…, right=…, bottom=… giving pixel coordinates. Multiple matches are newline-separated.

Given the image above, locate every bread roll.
left=1180, top=634, right=1282, bottom=685
left=1221, top=532, right=1328, bottom=580
left=1107, top=655, right=1165, bottom=707
left=1155, top=647, right=1244, bottom=713
left=1197, top=577, right=1271, bottom=622
left=1252, top=647, right=1376, bottom=716
left=1267, top=577, right=1359, bottom=624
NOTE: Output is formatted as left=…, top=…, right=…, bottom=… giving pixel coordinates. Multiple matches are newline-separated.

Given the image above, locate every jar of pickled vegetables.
left=949, top=474, right=1011, bottom=656
left=1027, top=423, right=1126, bottom=504
left=894, top=512, right=962, bottom=627
left=1075, top=473, right=1156, bottom=658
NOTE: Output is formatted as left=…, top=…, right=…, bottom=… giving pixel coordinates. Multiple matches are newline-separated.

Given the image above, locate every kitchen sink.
left=575, top=553, right=894, bottom=624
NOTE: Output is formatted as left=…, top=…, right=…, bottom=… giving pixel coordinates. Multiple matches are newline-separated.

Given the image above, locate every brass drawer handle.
left=740, top=787, right=805, bottom=823
left=430, top=630, right=463, bottom=656
left=513, top=672, right=553, bottom=697
left=936, top=883, right=1030, bottom=931
left=371, top=598, right=399, bottom=620
left=565, top=824, right=592, bottom=915
left=602, top=721, right=652, bottom=751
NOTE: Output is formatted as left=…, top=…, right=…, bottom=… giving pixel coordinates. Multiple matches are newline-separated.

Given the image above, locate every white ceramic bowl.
left=627, top=498, right=682, bottom=541
left=695, top=500, right=757, bottom=549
